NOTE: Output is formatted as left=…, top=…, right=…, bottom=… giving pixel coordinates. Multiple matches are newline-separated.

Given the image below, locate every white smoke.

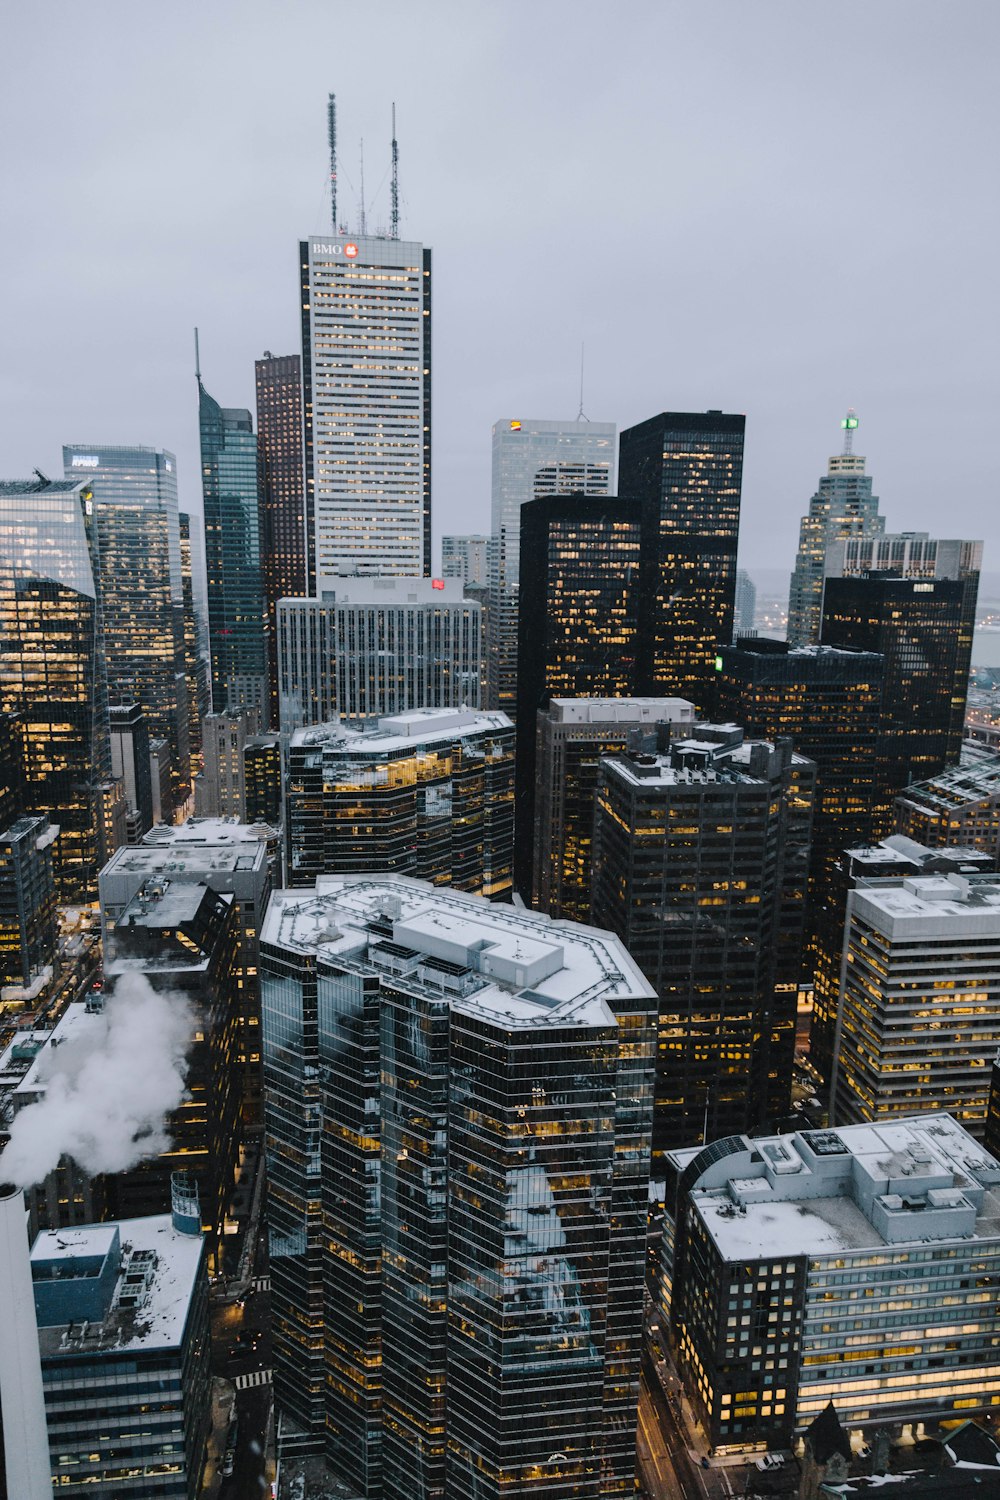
left=0, top=972, right=195, bottom=1190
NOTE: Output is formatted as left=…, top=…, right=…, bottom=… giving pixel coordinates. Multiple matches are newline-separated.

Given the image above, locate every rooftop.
left=295, top=574, right=471, bottom=606
left=261, top=875, right=654, bottom=1033
left=853, top=872, right=1000, bottom=933
left=291, top=707, right=512, bottom=752
left=103, top=840, right=266, bottom=880
left=143, top=816, right=279, bottom=848
left=547, top=697, right=696, bottom=725
left=896, top=759, right=1000, bottom=816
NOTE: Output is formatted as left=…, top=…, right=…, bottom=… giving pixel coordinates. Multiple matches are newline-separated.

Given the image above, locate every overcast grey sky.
left=2, top=1, right=997, bottom=577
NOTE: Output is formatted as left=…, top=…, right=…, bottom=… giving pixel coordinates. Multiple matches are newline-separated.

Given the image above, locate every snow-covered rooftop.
left=291, top=706, right=511, bottom=752
left=547, top=697, right=695, bottom=725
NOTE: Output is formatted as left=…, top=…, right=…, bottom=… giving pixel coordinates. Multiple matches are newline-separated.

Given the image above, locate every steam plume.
left=0, top=972, right=194, bottom=1190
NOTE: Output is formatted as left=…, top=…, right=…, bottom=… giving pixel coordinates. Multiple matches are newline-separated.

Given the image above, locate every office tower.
left=734, top=567, right=756, bottom=634
left=786, top=411, right=884, bottom=647
left=488, top=418, right=615, bottom=710
left=102, top=825, right=270, bottom=1123
left=149, top=738, right=172, bottom=826
left=31, top=1210, right=210, bottom=1498
left=591, top=727, right=815, bottom=1156
left=0, top=709, right=23, bottom=833
left=0, top=816, right=57, bottom=1000
left=533, top=697, right=697, bottom=920
left=285, top=708, right=514, bottom=897
left=256, top=352, right=306, bottom=717
left=618, top=409, right=744, bottom=707
left=102, top=882, right=241, bottom=1255
left=198, top=374, right=269, bottom=724
left=109, top=701, right=154, bottom=841
left=662, top=1114, right=1000, bottom=1449
left=178, top=512, right=211, bottom=787
left=243, top=731, right=282, bottom=827
left=262, top=875, right=656, bottom=1498
left=830, top=871, right=1000, bottom=1136
left=809, top=836, right=993, bottom=1090
left=514, top=494, right=645, bottom=896
left=277, top=575, right=481, bottom=731
left=300, top=233, right=431, bottom=584
left=195, top=710, right=252, bottom=818
left=441, top=533, right=489, bottom=585
left=894, top=758, right=1000, bottom=863
left=62, top=445, right=190, bottom=813
left=822, top=545, right=980, bottom=807
left=0, top=475, right=111, bottom=901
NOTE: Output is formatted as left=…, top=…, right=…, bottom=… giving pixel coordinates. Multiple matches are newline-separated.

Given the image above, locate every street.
left=639, top=1349, right=744, bottom=1500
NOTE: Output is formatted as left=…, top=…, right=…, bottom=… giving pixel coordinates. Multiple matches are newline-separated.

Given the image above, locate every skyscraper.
left=618, top=409, right=745, bottom=708
left=108, top=700, right=154, bottom=841
left=256, top=352, right=306, bottom=716
left=0, top=475, right=112, bottom=900
left=894, top=757, right=1000, bottom=861
left=441, top=533, right=489, bottom=586
left=300, top=233, right=431, bottom=583
left=198, top=374, right=269, bottom=725
left=179, top=511, right=211, bottom=789
left=261, top=874, right=656, bottom=1498
left=734, top=567, right=757, bottom=633
left=514, top=494, right=645, bottom=895
left=591, top=727, right=815, bottom=1155
left=488, top=418, right=615, bottom=709
left=62, top=445, right=190, bottom=811
left=0, top=814, right=57, bottom=996
left=786, top=411, right=884, bottom=648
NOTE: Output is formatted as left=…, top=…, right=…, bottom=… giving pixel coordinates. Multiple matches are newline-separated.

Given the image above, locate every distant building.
left=178, top=512, right=211, bottom=787
left=277, top=575, right=481, bottom=731
left=243, top=732, right=282, bottom=827
left=256, top=352, right=306, bottom=720
left=149, top=738, right=172, bottom=827
left=262, top=875, right=656, bottom=1498
left=894, top=758, right=1000, bottom=864
left=734, top=569, right=756, bottom=634
left=441, top=533, right=489, bottom=586
left=663, top=1115, right=1000, bottom=1449
left=196, top=711, right=251, bottom=819
left=591, top=726, right=815, bottom=1155
left=786, top=412, right=884, bottom=648
left=0, top=815, right=57, bottom=1005
left=831, top=871, right=1000, bottom=1136
left=32, top=1212, right=210, bottom=1499
left=532, top=696, right=696, bottom=919
left=109, top=701, right=154, bottom=841
left=285, top=708, right=514, bottom=898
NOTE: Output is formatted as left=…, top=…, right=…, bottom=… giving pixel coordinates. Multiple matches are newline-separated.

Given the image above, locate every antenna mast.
left=390, top=103, right=400, bottom=239
left=576, top=343, right=589, bottom=421
left=841, top=407, right=859, bottom=455
left=194, top=327, right=201, bottom=382
left=327, top=93, right=338, bottom=232
left=359, top=139, right=367, bottom=236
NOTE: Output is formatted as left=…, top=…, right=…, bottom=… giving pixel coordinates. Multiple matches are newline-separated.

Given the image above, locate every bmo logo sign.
left=312, top=241, right=360, bottom=259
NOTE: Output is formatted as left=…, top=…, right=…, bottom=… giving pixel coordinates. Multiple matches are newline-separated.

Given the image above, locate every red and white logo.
left=344, top=242, right=359, bottom=259
left=431, top=578, right=445, bottom=590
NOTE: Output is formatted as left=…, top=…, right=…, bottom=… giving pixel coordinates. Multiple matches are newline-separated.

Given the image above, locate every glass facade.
left=62, top=445, right=190, bottom=812
left=198, top=382, right=269, bottom=725
left=256, top=353, right=306, bottom=720
left=0, top=477, right=111, bottom=900
left=786, top=441, right=883, bottom=648
left=178, top=513, right=211, bottom=788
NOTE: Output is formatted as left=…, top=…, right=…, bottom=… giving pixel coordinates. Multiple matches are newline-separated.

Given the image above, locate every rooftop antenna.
left=390, top=103, right=399, bottom=239
left=194, top=327, right=201, bottom=383
left=359, top=138, right=367, bottom=236
left=840, top=406, right=859, bottom=455
left=327, top=93, right=338, bottom=233
left=576, top=343, right=589, bottom=421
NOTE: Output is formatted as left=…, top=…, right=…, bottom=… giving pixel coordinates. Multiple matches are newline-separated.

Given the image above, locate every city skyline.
left=1, top=3, right=997, bottom=576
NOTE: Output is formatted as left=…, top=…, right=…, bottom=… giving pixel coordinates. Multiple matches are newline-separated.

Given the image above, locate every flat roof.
left=143, top=817, right=277, bottom=847
left=291, top=707, right=511, bottom=752
left=103, top=842, right=265, bottom=878
left=547, top=697, right=695, bottom=725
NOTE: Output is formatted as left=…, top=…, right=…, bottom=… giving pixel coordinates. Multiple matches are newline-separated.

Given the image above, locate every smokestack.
left=0, top=1182, right=51, bottom=1499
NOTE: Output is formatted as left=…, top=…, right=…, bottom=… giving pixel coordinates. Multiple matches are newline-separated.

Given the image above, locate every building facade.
left=256, top=352, right=306, bottom=718
left=198, top=378, right=269, bottom=724
left=441, top=533, right=489, bottom=586
left=285, top=708, right=514, bottom=898
left=31, top=1213, right=210, bottom=1498
left=277, top=575, right=481, bottom=731
left=591, top=727, right=815, bottom=1157
left=894, top=758, right=1000, bottom=863
left=786, top=414, right=884, bottom=648
left=663, top=1115, right=1000, bottom=1449
left=300, top=233, right=431, bottom=583
left=0, top=815, right=57, bottom=997
left=734, top=568, right=757, bottom=634
left=109, top=701, right=155, bottom=842
left=178, top=512, right=211, bottom=790
left=261, top=874, right=656, bottom=1498
left=618, top=409, right=744, bottom=710
left=0, top=476, right=113, bottom=900
left=532, top=697, right=696, bottom=920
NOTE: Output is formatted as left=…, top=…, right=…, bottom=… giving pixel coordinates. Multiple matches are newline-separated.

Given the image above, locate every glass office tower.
left=256, top=352, right=306, bottom=719
left=0, top=476, right=111, bottom=900
left=198, top=379, right=269, bottom=726
left=62, top=445, right=189, bottom=811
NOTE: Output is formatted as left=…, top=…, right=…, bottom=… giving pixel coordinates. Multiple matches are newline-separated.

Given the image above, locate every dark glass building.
left=591, top=727, right=815, bottom=1157
left=198, top=377, right=269, bottom=726
left=109, top=701, right=154, bottom=841
left=618, top=410, right=744, bottom=710
left=514, top=494, right=645, bottom=896
left=0, top=814, right=57, bottom=994
left=179, top=512, right=211, bottom=789
left=256, top=353, right=306, bottom=719
left=261, top=875, right=656, bottom=1498
left=0, top=475, right=112, bottom=900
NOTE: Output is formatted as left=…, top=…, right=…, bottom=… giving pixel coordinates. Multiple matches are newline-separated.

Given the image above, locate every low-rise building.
left=894, top=759, right=1000, bottom=864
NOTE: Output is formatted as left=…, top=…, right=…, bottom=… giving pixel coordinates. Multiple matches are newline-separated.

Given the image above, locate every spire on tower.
left=327, top=94, right=338, bottom=233
left=841, top=407, right=859, bottom=455
left=359, top=138, right=367, bottom=236
left=390, top=103, right=399, bottom=240
left=194, top=327, right=201, bottom=383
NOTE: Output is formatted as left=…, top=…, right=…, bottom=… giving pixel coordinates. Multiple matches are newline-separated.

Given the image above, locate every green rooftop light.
left=714, top=655, right=723, bottom=672
left=841, top=415, right=859, bottom=430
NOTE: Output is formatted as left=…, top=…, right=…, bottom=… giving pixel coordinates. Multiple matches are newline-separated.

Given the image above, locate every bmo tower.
left=300, top=234, right=432, bottom=585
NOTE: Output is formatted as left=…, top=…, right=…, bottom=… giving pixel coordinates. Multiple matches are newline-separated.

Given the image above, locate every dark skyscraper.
left=109, top=700, right=154, bottom=841
left=179, top=511, right=211, bottom=786
left=0, top=475, right=112, bottom=900
left=256, top=352, right=306, bottom=718
left=618, top=409, right=745, bottom=709
left=198, top=374, right=269, bottom=726
left=514, top=494, right=645, bottom=896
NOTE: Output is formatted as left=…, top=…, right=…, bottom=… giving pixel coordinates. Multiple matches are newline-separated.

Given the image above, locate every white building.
left=831, top=872, right=1000, bottom=1136
left=300, top=234, right=431, bottom=581
left=277, top=575, right=480, bottom=731
left=441, top=534, right=489, bottom=586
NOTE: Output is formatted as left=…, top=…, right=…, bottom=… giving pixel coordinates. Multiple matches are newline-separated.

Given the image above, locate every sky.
left=2, top=1, right=998, bottom=580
